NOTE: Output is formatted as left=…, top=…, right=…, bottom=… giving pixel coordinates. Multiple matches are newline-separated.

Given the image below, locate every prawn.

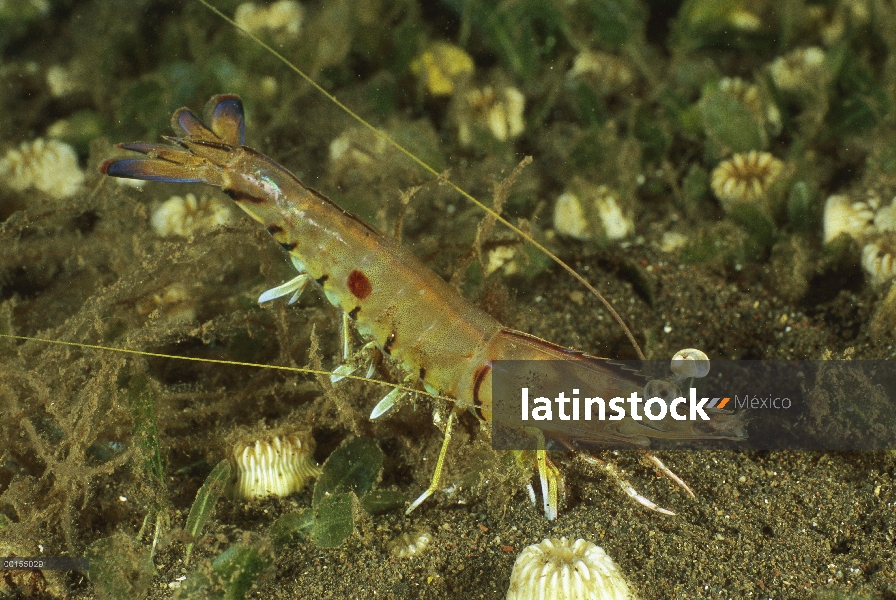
left=101, top=95, right=743, bottom=520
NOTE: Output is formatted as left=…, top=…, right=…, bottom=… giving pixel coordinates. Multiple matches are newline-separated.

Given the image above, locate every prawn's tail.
left=101, top=94, right=245, bottom=186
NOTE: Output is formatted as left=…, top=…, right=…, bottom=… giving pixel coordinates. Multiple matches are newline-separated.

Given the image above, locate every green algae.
left=184, top=460, right=231, bottom=565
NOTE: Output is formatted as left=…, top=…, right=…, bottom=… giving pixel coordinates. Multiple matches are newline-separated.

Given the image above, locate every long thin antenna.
left=0, top=334, right=441, bottom=400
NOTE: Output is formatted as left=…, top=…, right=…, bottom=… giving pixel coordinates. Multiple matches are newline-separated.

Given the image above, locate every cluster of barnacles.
left=824, top=190, right=896, bottom=285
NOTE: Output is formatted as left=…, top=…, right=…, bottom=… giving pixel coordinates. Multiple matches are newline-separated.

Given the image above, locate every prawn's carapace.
left=102, top=95, right=743, bottom=519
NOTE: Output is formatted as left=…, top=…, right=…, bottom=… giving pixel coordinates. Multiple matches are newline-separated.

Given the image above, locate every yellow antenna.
left=0, top=333, right=444, bottom=401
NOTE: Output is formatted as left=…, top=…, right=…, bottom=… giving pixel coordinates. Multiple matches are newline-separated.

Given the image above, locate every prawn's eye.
left=671, top=348, right=710, bottom=380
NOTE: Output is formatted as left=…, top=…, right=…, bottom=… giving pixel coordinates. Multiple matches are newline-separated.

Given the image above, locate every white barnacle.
left=486, top=246, right=518, bottom=276
left=872, top=196, right=896, bottom=233
left=46, top=63, right=85, bottom=98
left=768, top=47, right=826, bottom=93
left=727, top=8, right=762, bottom=31
left=328, top=120, right=445, bottom=190
left=553, top=192, right=591, bottom=240
left=388, top=530, right=432, bottom=558
left=151, top=193, right=234, bottom=237
left=593, top=187, right=633, bottom=241
left=506, top=538, right=638, bottom=600
left=0, top=138, right=84, bottom=199
left=234, top=0, right=304, bottom=37
left=718, top=77, right=760, bottom=114
left=823, top=194, right=877, bottom=243
left=862, top=236, right=896, bottom=285
left=710, top=151, right=783, bottom=210
left=329, top=126, right=390, bottom=172
left=659, top=231, right=688, bottom=253
left=554, top=185, right=633, bottom=242
left=458, top=85, right=525, bottom=145
left=135, top=283, right=197, bottom=324
left=568, top=50, right=635, bottom=95
left=231, top=434, right=320, bottom=499
left=844, top=0, right=871, bottom=24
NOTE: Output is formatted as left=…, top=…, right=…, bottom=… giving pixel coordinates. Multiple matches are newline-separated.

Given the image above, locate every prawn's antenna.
left=196, top=0, right=646, bottom=362
left=0, top=333, right=442, bottom=401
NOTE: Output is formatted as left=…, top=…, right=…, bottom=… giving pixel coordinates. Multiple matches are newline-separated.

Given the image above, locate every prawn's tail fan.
left=204, top=94, right=245, bottom=146
left=172, top=94, right=245, bottom=146
left=101, top=95, right=245, bottom=187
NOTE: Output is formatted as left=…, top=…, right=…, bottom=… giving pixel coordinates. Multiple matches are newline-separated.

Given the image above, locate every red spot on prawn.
left=347, top=269, right=372, bottom=299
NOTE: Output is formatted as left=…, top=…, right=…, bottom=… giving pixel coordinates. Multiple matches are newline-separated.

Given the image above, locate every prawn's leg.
left=331, top=341, right=378, bottom=385
left=406, top=410, right=455, bottom=515
left=329, top=313, right=358, bottom=384
left=341, top=312, right=351, bottom=362
left=643, top=451, right=695, bottom=498
left=259, top=258, right=378, bottom=386
left=258, top=256, right=312, bottom=305
left=257, top=273, right=312, bottom=304
left=522, top=429, right=563, bottom=520
left=535, top=449, right=562, bottom=521
left=525, top=482, right=537, bottom=507
left=370, top=386, right=403, bottom=420
left=578, top=454, right=676, bottom=516
left=369, top=371, right=410, bottom=420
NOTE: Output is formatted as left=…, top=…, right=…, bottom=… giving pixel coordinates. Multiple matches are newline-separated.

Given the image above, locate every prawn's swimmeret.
left=102, top=95, right=743, bottom=519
